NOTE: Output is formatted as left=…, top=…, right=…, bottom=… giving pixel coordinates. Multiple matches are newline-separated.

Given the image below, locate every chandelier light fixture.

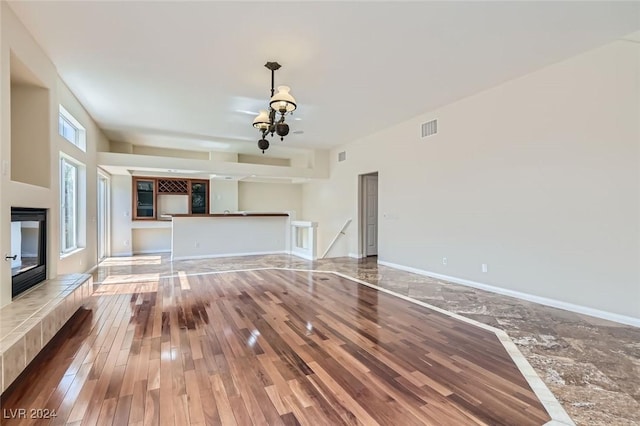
left=252, top=61, right=297, bottom=153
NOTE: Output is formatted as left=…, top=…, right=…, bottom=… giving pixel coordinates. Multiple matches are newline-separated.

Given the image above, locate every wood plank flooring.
left=1, top=269, right=551, bottom=425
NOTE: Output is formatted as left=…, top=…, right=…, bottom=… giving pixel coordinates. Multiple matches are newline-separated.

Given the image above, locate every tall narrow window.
left=61, top=157, right=78, bottom=253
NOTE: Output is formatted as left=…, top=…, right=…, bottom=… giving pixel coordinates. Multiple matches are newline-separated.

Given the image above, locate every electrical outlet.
left=194, top=241, right=200, bottom=248
left=442, top=257, right=447, bottom=266
left=482, top=263, right=488, bottom=273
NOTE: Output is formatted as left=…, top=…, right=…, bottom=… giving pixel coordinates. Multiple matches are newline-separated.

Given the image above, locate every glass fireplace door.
left=11, top=208, right=47, bottom=298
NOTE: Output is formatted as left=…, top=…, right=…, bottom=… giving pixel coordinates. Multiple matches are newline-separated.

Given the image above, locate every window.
left=60, top=155, right=86, bottom=255
left=58, top=105, right=86, bottom=151
left=60, top=157, right=82, bottom=254
left=59, top=115, right=77, bottom=143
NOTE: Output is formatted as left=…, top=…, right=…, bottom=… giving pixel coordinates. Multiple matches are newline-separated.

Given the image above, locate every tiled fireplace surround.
left=0, top=273, right=93, bottom=392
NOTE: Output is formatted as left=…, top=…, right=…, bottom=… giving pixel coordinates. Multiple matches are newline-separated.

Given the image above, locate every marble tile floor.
left=93, top=254, right=640, bottom=426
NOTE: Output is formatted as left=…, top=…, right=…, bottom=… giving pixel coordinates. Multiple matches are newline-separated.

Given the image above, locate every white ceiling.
left=7, top=1, right=640, bottom=155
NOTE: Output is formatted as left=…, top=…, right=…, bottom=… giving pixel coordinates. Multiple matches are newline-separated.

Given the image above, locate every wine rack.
left=157, top=179, right=188, bottom=194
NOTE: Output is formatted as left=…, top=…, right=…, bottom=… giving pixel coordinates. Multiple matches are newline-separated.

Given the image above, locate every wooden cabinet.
left=133, top=177, right=209, bottom=220
left=133, top=178, right=156, bottom=220
left=189, top=180, right=209, bottom=214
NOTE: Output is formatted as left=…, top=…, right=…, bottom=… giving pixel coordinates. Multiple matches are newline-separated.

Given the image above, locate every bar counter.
left=170, top=213, right=289, bottom=218
left=170, top=213, right=291, bottom=260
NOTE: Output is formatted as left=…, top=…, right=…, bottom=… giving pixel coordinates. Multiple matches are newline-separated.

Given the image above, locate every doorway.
left=97, top=172, right=110, bottom=261
left=359, top=172, right=378, bottom=257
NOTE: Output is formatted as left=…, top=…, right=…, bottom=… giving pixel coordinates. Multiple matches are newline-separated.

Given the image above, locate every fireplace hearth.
left=11, top=207, right=47, bottom=298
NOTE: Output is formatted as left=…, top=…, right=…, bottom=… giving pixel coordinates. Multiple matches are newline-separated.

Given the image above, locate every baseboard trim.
left=292, top=252, right=316, bottom=261
left=377, top=260, right=640, bottom=328
left=172, top=250, right=288, bottom=261
left=348, top=252, right=364, bottom=259
left=133, top=249, right=171, bottom=255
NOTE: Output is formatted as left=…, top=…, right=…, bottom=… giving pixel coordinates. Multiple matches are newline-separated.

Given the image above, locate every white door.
left=364, top=174, right=378, bottom=256
left=97, top=173, right=109, bottom=261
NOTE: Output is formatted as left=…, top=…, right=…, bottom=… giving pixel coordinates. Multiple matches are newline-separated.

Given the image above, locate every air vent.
left=421, top=119, right=438, bottom=138
left=338, top=151, right=346, bottom=162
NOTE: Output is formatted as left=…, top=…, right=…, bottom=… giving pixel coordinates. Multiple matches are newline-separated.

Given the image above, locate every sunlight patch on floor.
left=100, top=273, right=161, bottom=285
left=93, top=281, right=159, bottom=295
left=99, top=256, right=163, bottom=266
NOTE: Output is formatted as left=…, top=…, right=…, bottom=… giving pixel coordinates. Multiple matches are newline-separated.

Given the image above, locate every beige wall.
left=1, top=1, right=58, bottom=306
left=303, top=39, right=640, bottom=321
left=239, top=181, right=302, bottom=217
left=108, top=139, right=132, bottom=154
left=10, top=84, right=50, bottom=187
left=110, top=174, right=132, bottom=256
left=56, top=79, right=109, bottom=275
left=0, top=2, right=110, bottom=306
left=132, top=228, right=171, bottom=254
left=3, top=0, right=636, bottom=322
left=132, top=145, right=209, bottom=160
left=238, top=154, right=290, bottom=167
left=210, top=179, right=238, bottom=213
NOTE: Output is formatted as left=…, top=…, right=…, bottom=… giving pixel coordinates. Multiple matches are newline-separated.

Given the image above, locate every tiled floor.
left=93, top=254, right=640, bottom=425
left=0, top=273, right=93, bottom=392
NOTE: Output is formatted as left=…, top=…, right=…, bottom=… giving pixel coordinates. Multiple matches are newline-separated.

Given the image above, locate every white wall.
left=303, top=39, right=640, bottom=321
left=238, top=182, right=302, bottom=217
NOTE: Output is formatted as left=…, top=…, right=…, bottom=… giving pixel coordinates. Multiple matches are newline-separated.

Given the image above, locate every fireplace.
left=11, top=207, right=47, bottom=298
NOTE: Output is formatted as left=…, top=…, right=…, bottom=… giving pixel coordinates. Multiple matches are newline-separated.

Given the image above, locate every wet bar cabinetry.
left=132, top=177, right=209, bottom=220
left=190, top=180, right=208, bottom=214
left=133, top=178, right=155, bottom=220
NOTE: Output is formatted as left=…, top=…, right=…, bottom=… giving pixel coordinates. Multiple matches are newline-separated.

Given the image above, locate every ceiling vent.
left=338, top=151, right=347, bottom=162
left=421, top=119, right=438, bottom=138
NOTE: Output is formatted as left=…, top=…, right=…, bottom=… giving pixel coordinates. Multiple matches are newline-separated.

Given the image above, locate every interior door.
left=97, top=173, right=109, bottom=260
left=364, top=174, right=378, bottom=256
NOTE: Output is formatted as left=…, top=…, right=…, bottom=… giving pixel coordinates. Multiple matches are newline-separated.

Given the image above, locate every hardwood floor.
left=1, top=269, right=551, bottom=425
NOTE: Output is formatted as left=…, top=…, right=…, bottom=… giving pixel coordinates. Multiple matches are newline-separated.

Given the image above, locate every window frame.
left=60, top=155, right=86, bottom=256
left=58, top=105, right=86, bottom=151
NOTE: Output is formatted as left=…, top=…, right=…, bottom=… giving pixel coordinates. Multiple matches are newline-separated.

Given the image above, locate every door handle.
left=5, top=254, right=17, bottom=261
